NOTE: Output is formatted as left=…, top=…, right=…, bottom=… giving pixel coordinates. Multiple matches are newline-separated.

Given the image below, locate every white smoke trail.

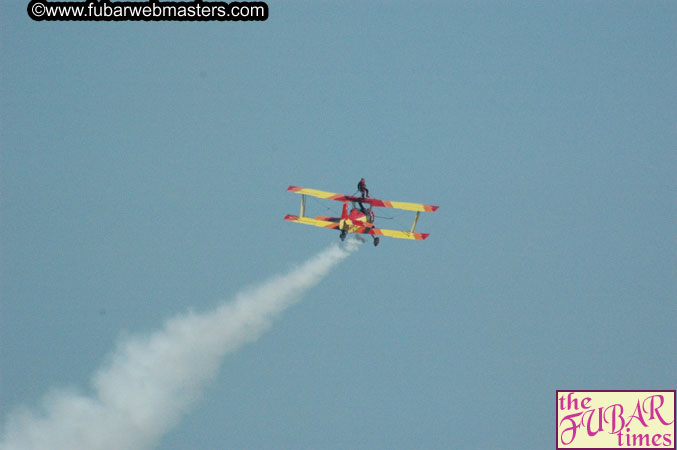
left=1, top=240, right=360, bottom=450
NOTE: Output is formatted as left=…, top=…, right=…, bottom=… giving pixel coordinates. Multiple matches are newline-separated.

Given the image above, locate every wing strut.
left=300, top=194, right=306, bottom=217
left=410, top=211, right=420, bottom=233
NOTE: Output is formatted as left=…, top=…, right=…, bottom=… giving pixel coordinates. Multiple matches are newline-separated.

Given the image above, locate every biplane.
left=284, top=185, right=438, bottom=246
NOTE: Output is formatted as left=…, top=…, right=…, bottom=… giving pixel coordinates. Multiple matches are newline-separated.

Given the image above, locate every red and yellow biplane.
left=284, top=185, right=438, bottom=246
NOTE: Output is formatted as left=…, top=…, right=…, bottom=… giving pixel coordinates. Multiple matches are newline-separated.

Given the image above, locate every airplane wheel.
left=340, top=231, right=347, bottom=241
left=373, top=237, right=380, bottom=247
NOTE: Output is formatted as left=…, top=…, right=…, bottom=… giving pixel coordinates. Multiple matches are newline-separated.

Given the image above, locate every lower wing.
left=345, top=224, right=430, bottom=240
left=369, top=228, right=429, bottom=240
left=284, top=215, right=429, bottom=241
left=284, top=215, right=340, bottom=229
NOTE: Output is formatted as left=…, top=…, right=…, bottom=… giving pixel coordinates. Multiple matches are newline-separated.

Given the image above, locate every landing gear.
left=340, top=230, right=347, bottom=241
left=373, top=237, right=380, bottom=247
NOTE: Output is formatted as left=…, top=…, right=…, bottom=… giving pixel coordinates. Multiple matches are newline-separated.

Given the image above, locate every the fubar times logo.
left=557, top=391, right=676, bottom=449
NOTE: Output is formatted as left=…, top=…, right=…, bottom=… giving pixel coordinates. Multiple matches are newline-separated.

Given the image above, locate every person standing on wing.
left=357, top=178, right=369, bottom=198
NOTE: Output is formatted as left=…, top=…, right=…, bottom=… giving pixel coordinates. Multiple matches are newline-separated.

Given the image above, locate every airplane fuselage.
left=339, top=207, right=374, bottom=233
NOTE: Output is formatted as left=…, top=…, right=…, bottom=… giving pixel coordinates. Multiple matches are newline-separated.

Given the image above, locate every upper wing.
left=359, top=198, right=439, bottom=213
left=284, top=214, right=340, bottom=230
left=287, top=186, right=351, bottom=202
left=287, top=186, right=438, bottom=213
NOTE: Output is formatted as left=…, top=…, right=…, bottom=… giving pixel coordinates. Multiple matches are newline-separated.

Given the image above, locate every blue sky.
left=1, top=1, right=675, bottom=449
